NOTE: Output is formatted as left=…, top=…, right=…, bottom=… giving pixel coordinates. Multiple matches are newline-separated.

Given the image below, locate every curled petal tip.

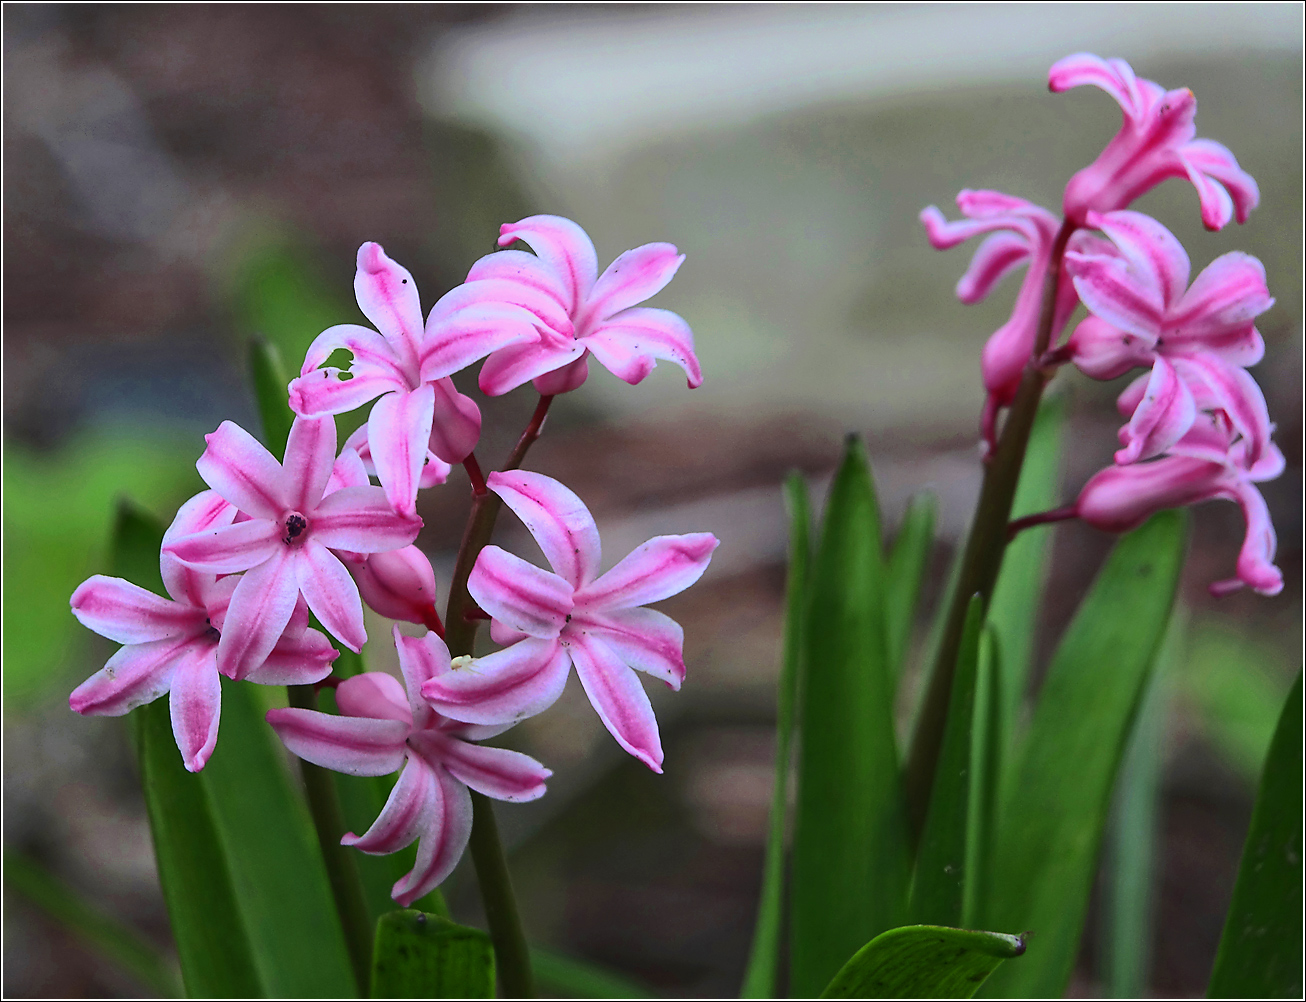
left=356, top=241, right=387, bottom=272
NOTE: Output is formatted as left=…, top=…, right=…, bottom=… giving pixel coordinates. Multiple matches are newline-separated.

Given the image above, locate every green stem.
left=902, top=219, right=1075, bottom=838
left=443, top=392, right=554, bottom=997
left=288, top=683, right=374, bottom=994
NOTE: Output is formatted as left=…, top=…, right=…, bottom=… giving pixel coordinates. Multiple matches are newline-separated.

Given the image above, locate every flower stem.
left=287, top=683, right=374, bottom=994
left=442, top=392, right=554, bottom=997
left=1007, top=505, right=1078, bottom=540
left=902, top=219, right=1076, bottom=839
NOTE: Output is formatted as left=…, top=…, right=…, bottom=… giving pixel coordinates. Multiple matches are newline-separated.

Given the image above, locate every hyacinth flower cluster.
left=922, top=52, right=1281, bottom=597
left=69, top=214, right=717, bottom=907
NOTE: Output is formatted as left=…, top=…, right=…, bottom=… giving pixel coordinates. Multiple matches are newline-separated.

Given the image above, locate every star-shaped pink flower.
left=70, top=490, right=336, bottom=771
left=421, top=470, right=718, bottom=772
left=468, top=215, right=703, bottom=397
left=267, top=628, right=550, bottom=905
left=164, top=416, right=421, bottom=680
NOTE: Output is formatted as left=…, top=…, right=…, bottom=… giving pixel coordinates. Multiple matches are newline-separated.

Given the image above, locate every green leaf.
left=963, top=628, right=1002, bottom=930
left=248, top=337, right=295, bottom=458
left=885, top=493, right=936, bottom=677
left=113, top=506, right=359, bottom=997
left=986, top=395, right=1063, bottom=752
left=530, top=948, right=653, bottom=998
left=4, top=850, right=182, bottom=998
left=980, top=510, right=1187, bottom=998
left=821, top=925, right=1026, bottom=999
left=370, top=910, right=494, bottom=999
left=909, top=595, right=982, bottom=927
left=741, top=472, right=810, bottom=999
left=790, top=436, right=910, bottom=997
left=1208, top=671, right=1303, bottom=999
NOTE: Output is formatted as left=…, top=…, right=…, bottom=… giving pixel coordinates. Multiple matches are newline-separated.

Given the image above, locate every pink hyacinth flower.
left=467, top=215, right=703, bottom=396
left=1050, top=53, right=1259, bottom=231
left=1076, top=410, right=1284, bottom=597
left=289, top=243, right=538, bottom=513
left=421, top=470, right=719, bottom=772
left=1064, top=209, right=1274, bottom=465
left=164, top=416, right=421, bottom=680
left=70, top=490, right=336, bottom=771
left=920, top=190, right=1080, bottom=450
left=267, top=630, right=550, bottom=904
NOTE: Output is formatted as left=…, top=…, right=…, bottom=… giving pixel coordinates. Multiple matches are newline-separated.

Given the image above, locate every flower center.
left=283, top=511, right=309, bottom=545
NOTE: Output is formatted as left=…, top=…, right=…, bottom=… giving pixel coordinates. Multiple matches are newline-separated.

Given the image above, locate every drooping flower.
left=1049, top=53, right=1259, bottom=230
left=920, top=190, right=1080, bottom=451
left=164, top=416, right=421, bottom=680
left=421, top=470, right=718, bottom=772
left=70, top=490, right=336, bottom=771
left=466, top=215, right=703, bottom=397
left=288, top=243, right=539, bottom=513
left=267, top=628, right=550, bottom=905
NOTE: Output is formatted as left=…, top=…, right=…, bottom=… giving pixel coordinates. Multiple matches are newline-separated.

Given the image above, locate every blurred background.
left=3, top=4, right=1300, bottom=997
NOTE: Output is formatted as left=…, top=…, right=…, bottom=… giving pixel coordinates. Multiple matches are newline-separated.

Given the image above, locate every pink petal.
left=392, top=768, right=471, bottom=906
left=266, top=706, right=408, bottom=776
left=1181, top=138, right=1260, bottom=226
left=355, top=242, right=424, bottom=365
left=196, top=421, right=288, bottom=520
left=168, top=644, right=222, bottom=772
left=69, top=635, right=191, bottom=716
left=367, top=385, right=435, bottom=516
left=583, top=307, right=703, bottom=388
left=532, top=353, right=590, bottom=395
left=575, top=533, right=719, bottom=613
left=70, top=575, right=203, bottom=645
left=573, top=606, right=686, bottom=689
left=417, top=732, right=551, bottom=803
left=468, top=545, right=573, bottom=640
left=429, top=378, right=481, bottom=464
left=486, top=470, right=602, bottom=588
left=327, top=443, right=372, bottom=494
left=1168, top=251, right=1272, bottom=358
left=429, top=274, right=571, bottom=338
left=391, top=627, right=450, bottom=727
left=1088, top=210, right=1191, bottom=309
left=290, top=324, right=406, bottom=417
left=955, top=232, right=1031, bottom=304
left=300, top=323, right=407, bottom=380
left=341, top=427, right=449, bottom=491
left=1115, top=358, right=1196, bottom=464
left=1065, top=248, right=1164, bottom=342
left=1181, top=157, right=1235, bottom=231
left=1048, top=53, right=1142, bottom=115
left=498, top=215, right=599, bottom=313
left=336, top=671, right=412, bottom=723
left=477, top=338, right=585, bottom=397
left=490, top=618, right=530, bottom=646
left=585, top=242, right=684, bottom=325
left=1227, top=480, right=1283, bottom=596
left=1172, top=354, right=1272, bottom=468
left=1076, top=455, right=1227, bottom=532
left=420, top=637, right=570, bottom=726
left=283, top=416, right=337, bottom=514
left=1067, top=315, right=1154, bottom=381
left=570, top=634, right=664, bottom=773
left=420, top=302, right=544, bottom=383
left=198, top=576, right=240, bottom=633
left=161, top=490, right=237, bottom=605
left=216, top=548, right=299, bottom=680
left=164, top=518, right=282, bottom=575
left=310, top=485, right=422, bottom=553
left=295, top=542, right=367, bottom=653
left=343, top=754, right=435, bottom=854
left=244, top=627, right=337, bottom=686
left=353, top=547, right=440, bottom=626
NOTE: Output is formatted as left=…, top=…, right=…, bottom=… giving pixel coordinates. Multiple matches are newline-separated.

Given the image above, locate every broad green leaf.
left=113, top=506, right=359, bottom=997
left=790, top=436, right=909, bottom=997
left=986, top=395, right=1063, bottom=752
left=248, top=337, right=295, bottom=457
left=980, top=510, right=1187, bottom=998
left=1099, top=615, right=1178, bottom=997
left=885, top=493, right=936, bottom=677
left=963, top=628, right=1002, bottom=929
left=1208, top=671, right=1303, bottom=999
left=741, top=472, right=810, bottom=999
left=4, top=850, right=182, bottom=998
left=531, top=948, right=652, bottom=998
left=909, top=596, right=982, bottom=927
left=370, top=910, right=494, bottom=999
left=821, top=925, right=1026, bottom=999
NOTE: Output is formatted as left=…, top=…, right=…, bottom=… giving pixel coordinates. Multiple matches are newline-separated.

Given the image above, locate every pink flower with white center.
left=164, top=416, right=421, bottom=680
left=1050, top=53, right=1259, bottom=231
left=421, top=471, right=719, bottom=773
left=267, top=628, right=550, bottom=905
left=466, top=215, right=703, bottom=397
left=1062, top=210, right=1275, bottom=465
left=288, top=242, right=539, bottom=513
left=1075, top=405, right=1284, bottom=597
left=921, top=190, right=1080, bottom=451
left=70, top=490, right=336, bottom=771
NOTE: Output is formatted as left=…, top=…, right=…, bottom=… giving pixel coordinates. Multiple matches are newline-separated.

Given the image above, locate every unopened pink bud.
left=352, top=546, right=442, bottom=630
